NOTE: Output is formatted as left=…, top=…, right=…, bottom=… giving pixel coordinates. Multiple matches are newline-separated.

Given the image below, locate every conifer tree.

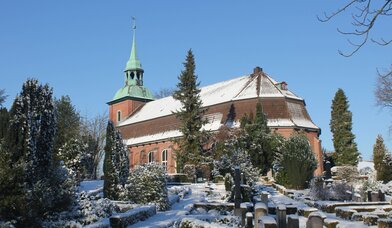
left=0, top=79, right=75, bottom=225
left=54, top=95, right=81, bottom=154
left=0, top=107, right=9, bottom=140
left=330, top=88, right=360, bottom=166
left=0, top=89, right=6, bottom=107
left=241, top=101, right=273, bottom=174
left=373, top=135, right=392, bottom=182
left=103, top=121, right=129, bottom=200
left=173, top=49, right=207, bottom=172
left=212, top=129, right=259, bottom=185
left=277, top=133, right=317, bottom=189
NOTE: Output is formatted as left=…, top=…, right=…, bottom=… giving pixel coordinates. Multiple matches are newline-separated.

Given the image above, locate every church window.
left=161, top=149, right=168, bottom=171
left=148, top=151, right=154, bottom=163
left=130, top=72, right=135, bottom=80
left=117, top=111, right=121, bottom=122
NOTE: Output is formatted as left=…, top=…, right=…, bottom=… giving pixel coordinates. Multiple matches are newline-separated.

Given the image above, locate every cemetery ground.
left=6, top=162, right=391, bottom=227
left=60, top=164, right=392, bottom=228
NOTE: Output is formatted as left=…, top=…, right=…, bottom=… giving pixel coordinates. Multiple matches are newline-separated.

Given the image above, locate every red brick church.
left=108, top=24, right=323, bottom=175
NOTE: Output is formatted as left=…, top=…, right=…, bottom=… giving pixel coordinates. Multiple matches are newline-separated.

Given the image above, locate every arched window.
left=130, top=72, right=135, bottom=80
left=117, top=111, right=121, bottom=122
left=148, top=151, right=154, bottom=163
left=161, top=149, right=168, bottom=171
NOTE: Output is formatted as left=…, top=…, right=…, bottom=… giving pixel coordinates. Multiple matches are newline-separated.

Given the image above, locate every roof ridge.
left=232, top=75, right=257, bottom=100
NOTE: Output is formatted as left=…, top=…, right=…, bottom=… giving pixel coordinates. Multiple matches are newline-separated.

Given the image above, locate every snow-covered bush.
left=309, top=176, right=330, bottom=200
left=330, top=181, right=352, bottom=201
left=275, top=133, right=317, bottom=189
left=334, top=166, right=359, bottom=182
left=77, top=192, right=119, bottom=225
left=359, top=167, right=374, bottom=176
left=183, top=164, right=196, bottom=181
left=125, top=163, right=169, bottom=211
left=42, top=190, right=119, bottom=227
left=213, top=137, right=259, bottom=185
left=58, top=138, right=92, bottom=181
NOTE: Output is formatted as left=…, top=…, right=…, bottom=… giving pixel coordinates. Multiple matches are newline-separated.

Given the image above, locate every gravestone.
left=241, top=202, right=253, bottom=226
left=234, top=167, right=242, bottom=216
left=277, top=204, right=286, bottom=228
left=379, top=189, right=386, bottom=201
left=254, top=202, right=268, bottom=228
left=246, top=212, right=253, bottom=228
left=371, top=191, right=379, bottom=202
left=306, top=212, right=326, bottom=228
left=260, top=216, right=278, bottom=228
left=287, top=215, right=299, bottom=228
left=367, top=190, right=372, bottom=202
left=261, top=191, right=269, bottom=206
left=324, top=161, right=332, bottom=179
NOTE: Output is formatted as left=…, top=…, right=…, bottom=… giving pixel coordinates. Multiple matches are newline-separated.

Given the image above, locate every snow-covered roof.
left=119, top=74, right=303, bottom=127
left=119, top=72, right=320, bottom=146
left=124, top=113, right=223, bottom=146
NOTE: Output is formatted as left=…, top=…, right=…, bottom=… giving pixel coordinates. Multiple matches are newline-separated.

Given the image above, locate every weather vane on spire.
left=132, top=17, right=136, bottom=30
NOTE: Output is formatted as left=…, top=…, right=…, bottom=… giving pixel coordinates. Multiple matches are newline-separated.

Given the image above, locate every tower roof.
left=125, top=18, right=142, bottom=71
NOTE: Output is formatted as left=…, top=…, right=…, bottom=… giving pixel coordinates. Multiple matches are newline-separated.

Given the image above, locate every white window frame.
left=161, top=149, right=168, bottom=171
left=148, top=151, right=154, bottom=163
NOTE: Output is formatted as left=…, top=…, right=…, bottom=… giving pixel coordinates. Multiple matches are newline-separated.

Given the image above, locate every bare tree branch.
left=319, top=0, right=392, bottom=56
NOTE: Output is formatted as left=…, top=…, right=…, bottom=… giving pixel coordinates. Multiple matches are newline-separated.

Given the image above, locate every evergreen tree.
left=0, top=89, right=7, bottom=107
left=213, top=129, right=259, bottom=185
left=382, top=153, right=392, bottom=183
left=277, top=133, right=317, bottom=189
left=330, top=88, right=360, bottom=166
left=103, top=121, right=129, bottom=200
left=173, top=50, right=207, bottom=172
left=373, top=135, right=392, bottom=182
left=240, top=101, right=273, bottom=174
left=58, top=138, right=91, bottom=181
left=0, top=79, right=75, bottom=225
left=54, top=95, right=81, bottom=154
left=0, top=107, right=9, bottom=140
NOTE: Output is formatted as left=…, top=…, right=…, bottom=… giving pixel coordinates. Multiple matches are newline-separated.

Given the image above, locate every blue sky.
left=1, top=1, right=391, bottom=160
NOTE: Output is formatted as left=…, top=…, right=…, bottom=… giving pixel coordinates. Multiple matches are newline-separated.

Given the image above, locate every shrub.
left=309, top=176, right=330, bottom=200
left=276, top=133, right=317, bottom=189
left=125, top=163, right=169, bottom=211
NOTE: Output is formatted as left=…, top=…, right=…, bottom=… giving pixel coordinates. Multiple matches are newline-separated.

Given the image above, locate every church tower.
left=108, top=19, right=154, bottom=125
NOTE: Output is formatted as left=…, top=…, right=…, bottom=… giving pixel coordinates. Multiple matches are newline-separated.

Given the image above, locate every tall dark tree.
left=54, top=95, right=81, bottom=154
left=103, top=121, right=129, bottom=200
left=330, top=88, right=360, bottom=166
left=0, top=79, right=75, bottom=225
left=173, top=49, right=207, bottom=172
left=0, top=89, right=7, bottom=107
left=373, top=135, right=392, bottom=182
left=0, top=107, right=9, bottom=140
left=240, top=101, right=273, bottom=174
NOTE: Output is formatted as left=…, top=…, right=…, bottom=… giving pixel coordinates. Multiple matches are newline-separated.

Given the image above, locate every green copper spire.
left=108, top=18, right=154, bottom=104
left=126, top=17, right=142, bottom=71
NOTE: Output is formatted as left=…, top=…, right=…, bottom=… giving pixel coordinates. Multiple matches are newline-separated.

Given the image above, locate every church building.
left=108, top=24, right=324, bottom=175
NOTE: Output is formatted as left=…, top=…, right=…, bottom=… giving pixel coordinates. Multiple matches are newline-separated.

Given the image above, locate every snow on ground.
left=79, top=180, right=103, bottom=193
left=131, top=183, right=210, bottom=228
left=262, top=185, right=378, bottom=228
